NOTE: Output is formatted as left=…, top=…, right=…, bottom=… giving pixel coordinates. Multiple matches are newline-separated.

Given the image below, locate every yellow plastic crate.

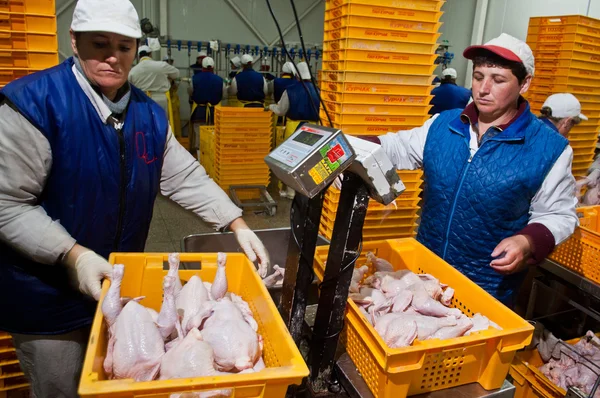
left=0, top=30, right=56, bottom=51
left=322, top=80, right=433, bottom=96
left=323, top=200, right=420, bottom=222
left=530, top=15, right=600, bottom=29
left=324, top=122, right=421, bottom=136
left=573, top=151, right=596, bottom=163
left=577, top=205, right=600, bottom=230
left=321, top=209, right=419, bottom=230
left=569, top=132, right=599, bottom=141
left=324, top=14, right=442, bottom=33
left=531, top=39, right=600, bottom=54
left=550, top=210, right=600, bottom=284
left=322, top=70, right=434, bottom=84
left=0, top=0, right=55, bottom=15
left=213, top=163, right=270, bottom=173
left=535, top=58, right=600, bottom=71
left=322, top=90, right=432, bottom=106
left=215, top=141, right=271, bottom=151
left=325, top=0, right=445, bottom=12
left=324, top=26, right=440, bottom=44
left=569, top=138, right=598, bottom=150
left=313, top=239, right=534, bottom=397
left=324, top=59, right=436, bottom=75
left=325, top=4, right=443, bottom=23
left=527, top=32, right=600, bottom=46
left=321, top=103, right=431, bottom=118
left=215, top=107, right=271, bottom=117
left=528, top=23, right=600, bottom=38
left=0, top=12, right=55, bottom=33
left=323, top=48, right=438, bottom=66
left=0, top=49, right=56, bottom=68
left=0, top=66, right=35, bottom=86
left=318, top=224, right=417, bottom=241
left=79, top=252, right=308, bottom=397
left=323, top=38, right=437, bottom=55
left=533, top=49, right=600, bottom=63
left=530, top=82, right=600, bottom=95
left=508, top=359, right=550, bottom=398
left=215, top=135, right=272, bottom=144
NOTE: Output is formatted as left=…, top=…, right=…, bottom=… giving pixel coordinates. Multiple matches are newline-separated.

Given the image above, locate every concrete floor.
left=145, top=187, right=293, bottom=252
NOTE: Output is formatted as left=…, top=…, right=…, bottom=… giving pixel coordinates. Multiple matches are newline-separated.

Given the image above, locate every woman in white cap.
left=273, top=61, right=298, bottom=104
left=429, top=67, right=472, bottom=115
left=538, top=93, right=587, bottom=138
left=128, top=44, right=180, bottom=113
left=0, top=1, right=269, bottom=395
left=228, top=54, right=268, bottom=107
left=365, top=33, right=577, bottom=307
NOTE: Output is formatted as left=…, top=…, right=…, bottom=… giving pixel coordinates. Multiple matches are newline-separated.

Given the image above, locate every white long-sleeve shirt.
left=269, top=91, right=290, bottom=116
left=379, top=113, right=578, bottom=245
left=0, top=64, right=242, bottom=265
left=128, top=57, right=180, bottom=94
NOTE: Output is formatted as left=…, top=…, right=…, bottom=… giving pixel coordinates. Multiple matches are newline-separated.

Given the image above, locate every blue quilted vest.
left=286, top=81, right=320, bottom=121
left=235, top=68, right=265, bottom=102
left=192, top=71, right=223, bottom=105
left=417, top=106, right=568, bottom=305
left=0, top=58, right=169, bottom=334
left=273, top=76, right=295, bottom=103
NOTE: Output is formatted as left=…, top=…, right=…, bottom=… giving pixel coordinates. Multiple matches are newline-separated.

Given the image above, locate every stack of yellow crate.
left=318, top=0, right=443, bottom=241
left=213, top=108, right=272, bottom=196
left=526, top=15, right=600, bottom=177
left=0, top=0, right=58, bottom=89
left=0, top=332, right=28, bottom=396
left=198, top=125, right=215, bottom=178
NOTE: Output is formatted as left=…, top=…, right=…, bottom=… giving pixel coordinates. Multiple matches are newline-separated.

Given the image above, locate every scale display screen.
left=292, top=130, right=323, bottom=147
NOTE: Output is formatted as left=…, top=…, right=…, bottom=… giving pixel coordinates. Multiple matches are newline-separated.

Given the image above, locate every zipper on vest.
left=113, top=124, right=127, bottom=251
left=441, top=137, right=475, bottom=259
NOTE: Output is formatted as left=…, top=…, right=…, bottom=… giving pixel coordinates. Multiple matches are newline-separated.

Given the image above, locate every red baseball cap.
left=464, top=33, right=535, bottom=76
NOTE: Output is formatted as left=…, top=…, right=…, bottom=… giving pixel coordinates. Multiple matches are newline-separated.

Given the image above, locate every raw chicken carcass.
left=465, top=313, right=502, bottom=336
left=366, top=252, right=394, bottom=272
left=375, top=313, right=457, bottom=341
left=350, top=266, right=369, bottom=293
left=428, top=316, right=473, bottom=340
left=262, top=265, right=285, bottom=288
left=177, top=275, right=211, bottom=335
left=409, top=285, right=462, bottom=318
left=373, top=315, right=418, bottom=348
left=391, top=290, right=413, bottom=313
left=211, top=252, right=228, bottom=301
left=349, top=287, right=390, bottom=314
left=202, top=318, right=263, bottom=371
left=440, top=287, right=454, bottom=307
left=168, top=253, right=183, bottom=299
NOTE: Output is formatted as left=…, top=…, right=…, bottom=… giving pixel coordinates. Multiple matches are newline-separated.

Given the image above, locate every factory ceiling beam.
left=223, top=0, right=269, bottom=47
left=268, top=0, right=323, bottom=47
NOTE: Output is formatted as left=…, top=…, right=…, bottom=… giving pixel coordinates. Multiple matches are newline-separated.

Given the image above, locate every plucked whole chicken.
left=101, top=252, right=265, bottom=393
left=536, top=330, right=600, bottom=397
left=351, top=252, right=502, bottom=348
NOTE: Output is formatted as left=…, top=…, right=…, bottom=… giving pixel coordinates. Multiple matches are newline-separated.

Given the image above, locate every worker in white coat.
left=229, top=54, right=268, bottom=107
left=128, top=45, right=179, bottom=113
left=0, top=1, right=270, bottom=396
left=538, top=93, right=587, bottom=138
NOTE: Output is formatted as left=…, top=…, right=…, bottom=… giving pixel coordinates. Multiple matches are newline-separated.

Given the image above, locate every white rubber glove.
left=71, top=250, right=113, bottom=300
left=234, top=228, right=270, bottom=277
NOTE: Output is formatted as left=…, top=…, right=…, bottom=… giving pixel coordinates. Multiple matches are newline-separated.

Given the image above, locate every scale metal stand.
left=265, top=124, right=405, bottom=396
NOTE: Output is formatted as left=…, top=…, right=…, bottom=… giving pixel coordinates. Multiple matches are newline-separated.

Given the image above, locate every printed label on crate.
left=308, top=136, right=352, bottom=185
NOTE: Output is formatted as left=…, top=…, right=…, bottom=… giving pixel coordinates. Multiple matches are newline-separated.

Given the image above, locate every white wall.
left=483, top=0, right=595, bottom=42
left=437, top=0, right=477, bottom=87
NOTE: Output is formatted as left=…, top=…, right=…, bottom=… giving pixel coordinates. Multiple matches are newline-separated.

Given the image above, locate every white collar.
left=71, top=64, right=112, bottom=124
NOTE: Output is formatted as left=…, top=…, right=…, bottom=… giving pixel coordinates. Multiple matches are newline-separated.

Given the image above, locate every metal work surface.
left=336, top=354, right=515, bottom=398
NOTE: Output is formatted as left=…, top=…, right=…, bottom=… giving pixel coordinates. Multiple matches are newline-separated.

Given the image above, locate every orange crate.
left=527, top=23, right=600, bottom=38
left=0, top=0, right=55, bottom=15
left=323, top=38, right=437, bottom=55
left=0, top=30, right=56, bottom=50
left=321, top=80, right=433, bottom=95
left=0, top=67, right=35, bottom=86
left=320, top=106, right=430, bottom=121
left=215, top=107, right=272, bottom=118
left=318, top=223, right=418, bottom=241
left=549, top=208, right=600, bottom=283
left=573, top=151, right=596, bottom=163
left=529, top=82, right=600, bottom=95
left=322, top=200, right=421, bottom=221
left=569, top=138, right=598, bottom=149
left=323, top=48, right=438, bottom=65
left=570, top=124, right=600, bottom=132
left=79, top=253, right=308, bottom=397
left=324, top=26, right=440, bottom=44
left=313, top=239, right=534, bottom=397
left=325, top=0, right=445, bottom=12
left=323, top=121, right=422, bottom=136
left=569, top=131, right=599, bottom=141
left=535, top=58, right=600, bottom=71
left=322, top=89, right=432, bottom=105
left=321, top=70, right=434, bottom=84
left=214, top=141, right=272, bottom=151
left=324, top=60, right=436, bottom=75
left=0, top=49, right=56, bottom=68
left=530, top=40, right=600, bottom=53
left=0, top=12, right=55, bottom=33
left=530, top=15, right=600, bottom=29
left=326, top=185, right=422, bottom=201
left=322, top=210, right=419, bottom=229
left=533, top=74, right=600, bottom=87
left=576, top=205, right=600, bottom=230
left=325, top=187, right=422, bottom=208
left=533, top=49, right=600, bottom=63
left=324, top=14, right=442, bottom=33
left=325, top=3, right=443, bottom=23
left=527, top=32, right=600, bottom=46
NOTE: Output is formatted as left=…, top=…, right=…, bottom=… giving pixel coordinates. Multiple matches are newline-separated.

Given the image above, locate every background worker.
left=538, top=93, right=587, bottom=138
left=128, top=45, right=180, bottom=113
left=189, top=56, right=227, bottom=124
left=189, top=50, right=207, bottom=75
left=429, top=67, right=472, bottom=115
left=273, top=61, right=297, bottom=104
left=163, top=55, right=174, bottom=65
left=228, top=55, right=241, bottom=79
left=0, top=1, right=270, bottom=395
left=229, top=54, right=268, bottom=108
left=376, top=34, right=578, bottom=307
left=270, top=62, right=320, bottom=199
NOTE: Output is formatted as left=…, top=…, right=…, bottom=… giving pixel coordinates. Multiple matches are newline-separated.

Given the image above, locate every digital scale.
left=265, top=123, right=406, bottom=397
left=265, top=123, right=405, bottom=204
